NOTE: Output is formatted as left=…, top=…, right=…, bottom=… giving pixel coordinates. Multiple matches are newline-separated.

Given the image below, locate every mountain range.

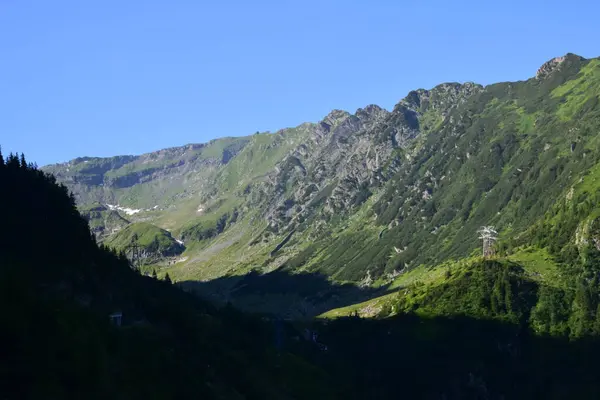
left=5, top=52, right=600, bottom=398
left=43, top=53, right=600, bottom=317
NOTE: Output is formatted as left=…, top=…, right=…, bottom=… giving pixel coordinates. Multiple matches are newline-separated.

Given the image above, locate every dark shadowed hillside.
left=0, top=151, right=335, bottom=399
left=6, top=149, right=600, bottom=398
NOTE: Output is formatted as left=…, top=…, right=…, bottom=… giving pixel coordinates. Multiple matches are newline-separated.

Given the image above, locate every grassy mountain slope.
left=104, top=221, right=185, bottom=259
left=43, top=136, right=251, bottom=208
left=42, top=54, right=600, bottom=319
left=10, top=49, right=600, bottom=397
left=295, top=54, right=599, bottom=284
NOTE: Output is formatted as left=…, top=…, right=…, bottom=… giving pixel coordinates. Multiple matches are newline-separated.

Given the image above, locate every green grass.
left=105, top=222, right=184, bottom=256
left=216, top=128, right=311, bottom=191
left=321, top=248, right=569, bottom=320
left=552, top=59, right=600, bottom=120
left=574, top=161, right=600, bottom=196
left=516, top=107, right=536, bottom=134
left=318, top=292, right=396, bottom=318
left=508, top=247, right=565, bottom=288
left=419, top=108, right=444, bottom=135
left=104, top=137, right=250, bottom=180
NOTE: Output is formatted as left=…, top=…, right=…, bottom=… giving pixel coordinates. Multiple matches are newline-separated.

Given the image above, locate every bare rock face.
left=258, top=82, right=485, bottom=233
left=536, top=53, right=585, bottom=79
left=536, top=56, right=567, bottom=79
left=321, top=109, right=352, bottom=130
left=401, top=82, right=483, bottom=115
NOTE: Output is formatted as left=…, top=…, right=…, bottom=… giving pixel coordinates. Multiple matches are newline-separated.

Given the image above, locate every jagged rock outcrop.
left=536, top=53, right=586, bottom=79
left=536, top=56, right=567, bottom=79
left=401, top=82, right=483, bottom=116
left=256, top=82, right=483, bottom=233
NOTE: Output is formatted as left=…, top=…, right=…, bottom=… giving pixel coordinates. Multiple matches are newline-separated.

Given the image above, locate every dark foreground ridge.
left=5, top=149, right=600, bottom=398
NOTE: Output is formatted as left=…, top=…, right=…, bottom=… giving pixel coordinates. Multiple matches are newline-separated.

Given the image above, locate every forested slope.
left=0, top=151, right=334, bottom=399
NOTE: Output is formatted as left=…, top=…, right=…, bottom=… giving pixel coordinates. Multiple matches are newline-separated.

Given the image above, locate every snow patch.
left=105, top=204, right=162, bottom=215
left=106, top=204, right=142, bottom=216
left=175, top=239, right=184, bottom=245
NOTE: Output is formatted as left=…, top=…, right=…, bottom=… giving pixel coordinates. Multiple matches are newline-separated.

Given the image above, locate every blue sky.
left=1, top=0, right=599, bottom=166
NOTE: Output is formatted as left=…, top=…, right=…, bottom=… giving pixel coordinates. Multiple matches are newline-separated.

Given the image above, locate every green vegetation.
left=215, top=128, right=310, bottom=192
left=43, top=55, right=600, bottom=293
left=552, top=59, right=600, bottom=120
left=37, top=56, right=600, bottom=313
left=9, top=52, right=600, bottom=397
left=179, top=208, right=239, bottom=242
left=43, top=136, right=252, bottom=208
left=384, top=260, right=536, bottom=322
left=105, top=222, right=184, bottom=257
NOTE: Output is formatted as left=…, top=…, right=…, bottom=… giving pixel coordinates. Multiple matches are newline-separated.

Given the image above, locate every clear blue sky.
left=1, top=0, right=598, bottom=166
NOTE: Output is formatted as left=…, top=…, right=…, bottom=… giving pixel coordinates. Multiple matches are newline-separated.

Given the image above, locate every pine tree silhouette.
left=7, top=153, right=19, bottom=169
left=20, top=153, right=27, bottom=169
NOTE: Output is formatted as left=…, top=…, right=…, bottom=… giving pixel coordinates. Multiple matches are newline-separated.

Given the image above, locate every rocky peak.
left=355, top=104, right=389, bottom=122
left=536, top=53, right=585, bottom=79
left=401, top=89, right=427, bottom=110
left=321, top=109, right=351, bottom=129
left=398, top=82, right=482, bottom=115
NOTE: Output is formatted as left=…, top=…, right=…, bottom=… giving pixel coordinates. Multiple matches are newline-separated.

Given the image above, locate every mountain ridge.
left=10, top=52, right=600, bottom=398
left=43, top=52, right=589, bottom=168
left=42, top=53, right=600, bottom=316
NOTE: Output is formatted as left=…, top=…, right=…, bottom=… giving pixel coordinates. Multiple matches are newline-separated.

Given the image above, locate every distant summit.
left=536, top=53, right=586, bottom=79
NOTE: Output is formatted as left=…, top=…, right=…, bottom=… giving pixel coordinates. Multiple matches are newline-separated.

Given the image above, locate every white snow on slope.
left=106, top=204, right=142, bottom=216
left=106, top=204, right=164, bottom=215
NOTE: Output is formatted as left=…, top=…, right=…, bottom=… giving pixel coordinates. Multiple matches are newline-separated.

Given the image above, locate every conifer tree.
left=584, top=243, right=600, bottom=273
left=164, top=272, right=172, bottom=284
left=152, top=269, right=157, bottom=279
left=20, top=153, right=27, bottom=169
left=151, top=236, right=160, bottom=253
left=570, top=279, right=594, bottom=338
left=0, top=146, right=4, bottom=167
left=7, top=153, right=19, bottom=168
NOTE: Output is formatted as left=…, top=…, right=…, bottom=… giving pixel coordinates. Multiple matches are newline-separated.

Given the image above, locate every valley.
left=6, top=1, right=600, bottom=397
left=44, top=54, right=600, bottom=320
left=5, top=52, right=600, bottom=399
